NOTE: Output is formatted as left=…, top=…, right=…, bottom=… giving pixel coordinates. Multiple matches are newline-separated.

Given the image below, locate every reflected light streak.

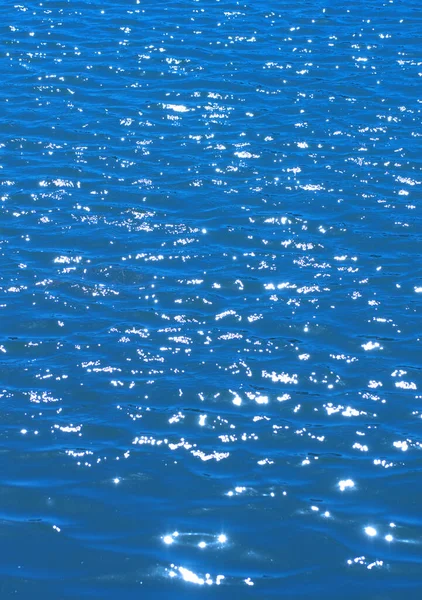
left=168, top=564, right=225, bottom=586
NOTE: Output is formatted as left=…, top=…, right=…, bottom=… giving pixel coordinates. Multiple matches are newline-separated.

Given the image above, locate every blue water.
left=1, top=0, right=421, bottom=597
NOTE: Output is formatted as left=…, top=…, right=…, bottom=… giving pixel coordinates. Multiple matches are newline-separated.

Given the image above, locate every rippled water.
left=1, top=0, right=421, bottom=598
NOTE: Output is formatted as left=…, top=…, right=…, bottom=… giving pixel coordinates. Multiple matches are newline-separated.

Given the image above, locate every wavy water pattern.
left=0, top=1, right=421, bottom=598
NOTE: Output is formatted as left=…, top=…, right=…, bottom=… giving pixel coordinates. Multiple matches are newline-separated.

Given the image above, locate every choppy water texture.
left=1, top=0, right=421, bottom=598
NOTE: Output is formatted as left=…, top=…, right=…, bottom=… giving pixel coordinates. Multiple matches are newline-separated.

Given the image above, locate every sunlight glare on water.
left=0, top=0, right=421, bottom=598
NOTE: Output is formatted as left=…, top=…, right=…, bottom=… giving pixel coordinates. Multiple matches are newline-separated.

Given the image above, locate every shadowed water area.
left=1, top=0, right=421, bottom=598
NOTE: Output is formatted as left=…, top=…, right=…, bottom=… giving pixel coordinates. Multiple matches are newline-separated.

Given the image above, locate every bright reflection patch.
left=364, top=526, right=377, bottom=537
left=167, top=564, right=225, bottom=586
left=361, top=341, right=382, bottom=351
left=179, top=567, right=205, bottom=585
left=338, top=479, right=355, bottom=491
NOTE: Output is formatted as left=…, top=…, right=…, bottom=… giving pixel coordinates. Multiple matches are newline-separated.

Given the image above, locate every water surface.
left=1, top=0, right=421, bottom=598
